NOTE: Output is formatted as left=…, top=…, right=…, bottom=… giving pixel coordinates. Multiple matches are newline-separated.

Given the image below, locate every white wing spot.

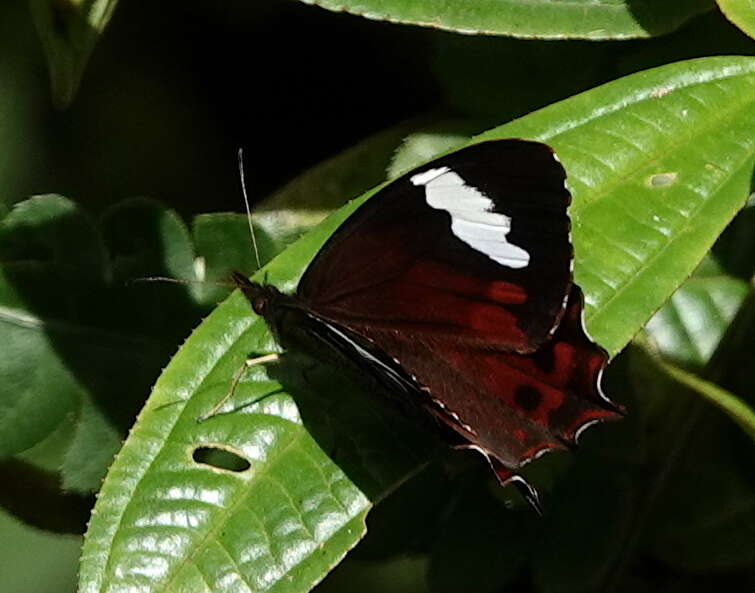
left=410, top=166, right=530, bottom=269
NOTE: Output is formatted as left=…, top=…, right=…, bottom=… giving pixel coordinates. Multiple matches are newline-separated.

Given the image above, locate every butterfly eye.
left=252, top=297, right=267, bottom=315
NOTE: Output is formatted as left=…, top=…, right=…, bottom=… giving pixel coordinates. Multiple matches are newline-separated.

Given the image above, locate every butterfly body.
left=234, top=139, right=623, bottom=508
left=234, top=273, right=424, bottom=405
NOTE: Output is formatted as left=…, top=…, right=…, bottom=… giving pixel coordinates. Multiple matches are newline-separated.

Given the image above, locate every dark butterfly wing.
left=298, top=139, right=572, bottom=353
left=335, top=285, right=622, bottom=478
left=236, top=139, right=621, bottom=504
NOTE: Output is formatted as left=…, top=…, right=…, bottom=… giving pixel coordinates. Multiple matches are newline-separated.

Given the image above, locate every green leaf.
left=80, top=56, right=755, bottom=593
left=29, top=0, right=119, bottom=108
left=428, top=483, right=535, bottom=593
left=0, top=196, right=209, bottom=491
left=100, top=197, right=196, bottom=285
left=641, top=200, right=755, bottom=439
left=317, top=555, right=429, bottom=593
left=532, top=461, right=637, bottom=593
left=616, top=10, right=755, bottom=78
left=479, top=56, right=755, bottom=357
left=431, top=36, right=620, bottom=122
left=625, top=313, right=755, bottom=575
left=644, top=274, right=749, bottom=369
left=60, top=395, right=122, bottom=492
left=656, top=359, right=755, bottom=442
left=296, top=0, right=713, bottom=39
left=0, top=195, right=103, bottom=456
left=644, top=395, right=755, bottom=572
left=386, top=120, right=478, bottom=178
left=0, top=506, right=80, bottom=592
left=718, top=0, right=755, bottom=39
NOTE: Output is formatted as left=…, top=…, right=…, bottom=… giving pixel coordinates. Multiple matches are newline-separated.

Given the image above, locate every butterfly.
left=232, top=139, right=623, bottom=511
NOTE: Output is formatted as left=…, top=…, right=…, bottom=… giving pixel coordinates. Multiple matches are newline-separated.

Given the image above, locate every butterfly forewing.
left=298, top=140, right=573, bottom=353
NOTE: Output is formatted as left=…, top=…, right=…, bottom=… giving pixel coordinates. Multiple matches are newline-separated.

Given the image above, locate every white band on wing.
left=411, top=166, right=530, bottom=269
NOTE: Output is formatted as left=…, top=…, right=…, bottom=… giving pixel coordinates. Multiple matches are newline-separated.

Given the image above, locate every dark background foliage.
left=0, top=1, right=753, bottom=592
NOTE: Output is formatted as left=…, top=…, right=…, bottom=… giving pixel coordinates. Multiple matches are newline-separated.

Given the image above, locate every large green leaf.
left=80, top=57, right=755, bottom=593
left=482, top=57, right=755, bottom=356
left=296, top=0, right=713, bottom=39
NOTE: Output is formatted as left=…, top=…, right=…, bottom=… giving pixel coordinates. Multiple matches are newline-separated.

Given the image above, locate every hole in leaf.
left=649, top=172, right=677, bottom=187
left=193, top=446, right=251, bottom=472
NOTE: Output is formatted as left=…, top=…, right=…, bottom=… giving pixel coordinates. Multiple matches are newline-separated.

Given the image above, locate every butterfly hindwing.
left=333, top=286, right=621, bottom=474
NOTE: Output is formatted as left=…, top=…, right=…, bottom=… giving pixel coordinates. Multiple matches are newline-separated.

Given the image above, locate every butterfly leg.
left=197, top=353, right=280, bottom=422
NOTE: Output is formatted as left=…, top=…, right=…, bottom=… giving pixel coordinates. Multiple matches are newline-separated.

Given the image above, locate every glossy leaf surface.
left=718, top=0, right=755, bottom=39
left=80, top=57, right=755, bottom=593
left=297, top=0, right=713, bottom=39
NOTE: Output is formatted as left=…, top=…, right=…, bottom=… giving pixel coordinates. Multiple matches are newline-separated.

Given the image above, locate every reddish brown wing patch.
left=337, top=286, right=622, bottom=473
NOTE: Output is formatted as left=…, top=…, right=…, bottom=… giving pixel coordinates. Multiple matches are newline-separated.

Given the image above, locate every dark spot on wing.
left=515, top=385, right=543, bottom=412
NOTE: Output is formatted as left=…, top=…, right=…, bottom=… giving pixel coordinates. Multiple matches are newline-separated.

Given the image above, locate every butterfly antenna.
left=238, top=148, right=261, bottom=271
left=127, top=276, right=234, bottom=288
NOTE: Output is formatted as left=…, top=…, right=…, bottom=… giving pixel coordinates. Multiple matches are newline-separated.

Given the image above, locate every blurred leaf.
left=317, top=554, right=429, bottom=593
left=296, top=0, right=713, bottom=39
left=429, top=482, right=535, bottom=593
left=617, top=10, right=755, bottom=78
left=645, top=401, right=755, bottom=572
left=0, top=196, right=210, bottom=487
left=98, top=198, right=203, bottom=337
left=100, top=197, right=196, bottom=283
left=622, top=286, right=755, bottom=575
left=0, top=458, right=94, bottom=533
left=0, top=293, right=83, bottom=457
left=0, top=193, right=106, bottom=279
left=350, top=463, right=451, bottom=560
left=81, top=56, right=755, bottom=593
left=431, top=36, right=619, bottom=122
left=0, top=195, right=102, bottom=456
left=644, top=273, right=748, bottom=369
left=0, top=3, right=49, bottom=210
left=60, top=394, right=122, bottom=492
left=718, top=0, right=755, bottom=39
left=191, top=213, right=269, bottom=304
left=532, top=461, right=638, bottom=593
left=29, top=0, right=119, bottom=108
left=387, top=120, right=479, bottom=178
left=712, top=194, right=755, bottom=279
left=655, top=359, right=755, bottom=442
left=0, top=506, right=80, bottom=593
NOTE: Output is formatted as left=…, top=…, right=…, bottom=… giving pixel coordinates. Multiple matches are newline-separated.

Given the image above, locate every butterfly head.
left=231, top=271, right=282, bottom=317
